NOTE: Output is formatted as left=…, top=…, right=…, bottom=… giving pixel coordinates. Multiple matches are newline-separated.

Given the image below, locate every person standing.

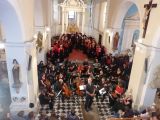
left=85, top=77, right=95, bottom=112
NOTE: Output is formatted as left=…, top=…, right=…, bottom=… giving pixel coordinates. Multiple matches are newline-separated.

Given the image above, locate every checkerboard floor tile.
left=36, top=95, right=112, bottom=120
left=94, top=96, right=112, bottom=120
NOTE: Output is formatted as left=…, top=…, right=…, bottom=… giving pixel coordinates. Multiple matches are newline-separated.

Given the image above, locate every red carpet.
left=67, top=49, right=88, bottom=61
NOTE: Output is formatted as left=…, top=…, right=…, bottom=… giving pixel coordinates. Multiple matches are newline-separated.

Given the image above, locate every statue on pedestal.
left=113, top=32, right=120, bottom=51
left=12, top=59, right=22, bottom=93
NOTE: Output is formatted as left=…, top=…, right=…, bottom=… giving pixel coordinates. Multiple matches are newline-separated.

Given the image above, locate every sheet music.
left=79, top=85, right=86, bottom=90
left=99, top=88, right=106, bottom=95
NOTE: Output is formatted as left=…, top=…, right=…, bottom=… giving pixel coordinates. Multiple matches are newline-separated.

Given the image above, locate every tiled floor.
left=95, top=96, right=112, bottom=120
left=36, top=95, right=84, bottom=120
left=36, top=95, right=112, bottom=120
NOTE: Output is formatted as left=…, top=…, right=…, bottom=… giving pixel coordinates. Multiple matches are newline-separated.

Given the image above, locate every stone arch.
left=113, top=0, right=141, bottom=51
left=113, top=0, right=142, bottom=29
left=0, top=0, right=24, bottom=43
left=0, top=0, right=25, bottom=112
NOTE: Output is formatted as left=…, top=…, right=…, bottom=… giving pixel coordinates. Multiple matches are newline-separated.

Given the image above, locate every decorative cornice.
left=60, top=0, right=87, bottom=8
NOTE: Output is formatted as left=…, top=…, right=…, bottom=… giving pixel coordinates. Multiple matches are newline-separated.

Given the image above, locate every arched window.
left=68, top=11, right=75, bottom=19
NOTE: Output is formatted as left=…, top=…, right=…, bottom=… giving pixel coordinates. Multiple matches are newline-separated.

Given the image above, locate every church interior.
left=0, top=0, right=160, bottom=119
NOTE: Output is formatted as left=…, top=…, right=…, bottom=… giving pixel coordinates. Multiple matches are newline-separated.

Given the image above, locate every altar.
left=67, top=23, right=79, bottom=33
left=60, top=0, right=86, bottom=33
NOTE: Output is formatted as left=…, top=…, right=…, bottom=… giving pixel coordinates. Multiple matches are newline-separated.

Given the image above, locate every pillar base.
left=10, top=101, right=39, bottom=115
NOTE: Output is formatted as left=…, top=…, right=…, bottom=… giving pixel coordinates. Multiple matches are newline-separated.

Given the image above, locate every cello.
left=62, top=83, right=72, bottom=97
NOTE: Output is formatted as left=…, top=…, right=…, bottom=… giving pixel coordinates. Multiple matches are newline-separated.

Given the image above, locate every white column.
left=47, top=0, right=52, bottom=49
left=139, top=49, right=160, bottom=108
left=77, top=12, right=80, bottom=28
left=65, top=12, right=68, bottom=33
left=128, top=45, right=147, bottom=109
left=5, top=42, right=38, bottom=113
left=81, top=9, right=85, bottom=33
left=62, top=7, right=65, bottom=34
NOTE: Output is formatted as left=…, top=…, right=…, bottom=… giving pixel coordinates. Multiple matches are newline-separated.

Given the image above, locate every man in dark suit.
left=85, top=77, right=95, bottom=112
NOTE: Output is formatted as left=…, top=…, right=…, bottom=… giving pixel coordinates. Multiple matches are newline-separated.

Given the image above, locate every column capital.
left=109, top=28, right=122, bottom=33
left=5, top=39, right=36, bottom=48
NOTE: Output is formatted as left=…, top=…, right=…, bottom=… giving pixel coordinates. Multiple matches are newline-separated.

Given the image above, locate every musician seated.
left=38, top=61, right=45, bottom=73
left=123, top=93, right=133, bottom=109
left=54, top=79, right=63, bottom=93
left=111, top=98, right=125, bottom=113
left=40, top=73, right=47, bottom=88
left=115, top=83, right=124, bottom=96
left=83, top=59, right=89, bottom=69
left=39, top=90, right=49, bottom=106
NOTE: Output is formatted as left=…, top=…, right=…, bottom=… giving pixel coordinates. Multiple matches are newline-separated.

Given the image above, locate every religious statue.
left=143, top=5, right=152, bottom=29
left=12, top=59, right=21, bottom=93
left=113, top=32, right=120, bottom=51
left=142, top=0, right=157, bottom=38
left=36, top=31, right=43, bottom=52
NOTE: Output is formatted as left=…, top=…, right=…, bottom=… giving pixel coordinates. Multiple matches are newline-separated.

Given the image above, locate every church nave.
left=0, top=0, right=160, bottom=120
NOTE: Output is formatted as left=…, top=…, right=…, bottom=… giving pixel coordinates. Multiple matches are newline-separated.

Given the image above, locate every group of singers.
left=47, top=33, right=106, bottom=63
left=38, top=32, right=133, bottom=114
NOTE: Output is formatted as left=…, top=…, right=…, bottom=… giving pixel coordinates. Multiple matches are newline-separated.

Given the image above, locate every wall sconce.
left=0, top=43, right=5, bottom=49
left=46, top=27, right=50, bottom=32
left=33, top=34, right=37, bottom=39
left=136, top=46, right=140, bottom=51
left=106, top=29, right=110, bottom=34
left=138, top=38, right=143, bottom=43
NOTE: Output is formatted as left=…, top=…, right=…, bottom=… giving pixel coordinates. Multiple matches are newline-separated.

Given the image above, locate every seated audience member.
left=26, top=111, right=35, bottom=120
left=11, top=111, right=25, bottom=120
left=49, top=112, right=57, bottom=120
left=151, top=112, right=158, bottom=120
left=4, top=113, right=12, bottom=120
left=123, top=106, right=134, bottom=118
left=61, top=113, right=66, bottom=120
left=124, top=93, right=133, bottom=109
left=140, top=107, right=151, bottom=119
left=39, top=110, right=49, bottom=120
left=112, top=98, right=125, bottom=112
left=113, top=109, right=124, bottom=118
left=67, top=108, right=79, bottom=120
